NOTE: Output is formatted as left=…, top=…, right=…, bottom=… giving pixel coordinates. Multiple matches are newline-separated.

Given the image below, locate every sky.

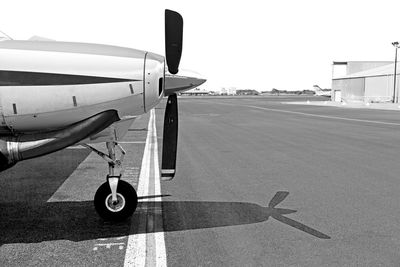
left=1, top=0, right=400, bottom=91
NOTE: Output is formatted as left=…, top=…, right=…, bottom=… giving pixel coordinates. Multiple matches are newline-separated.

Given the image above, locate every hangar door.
left=341, top=78, right=365, bottom=102
left=365, top=76, right=392, bottom=103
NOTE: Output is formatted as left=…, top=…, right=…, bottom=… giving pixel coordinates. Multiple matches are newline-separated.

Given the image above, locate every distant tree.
left=271, top=88, right=280, bottom=95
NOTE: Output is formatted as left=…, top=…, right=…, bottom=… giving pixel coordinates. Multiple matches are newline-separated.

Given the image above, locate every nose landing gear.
left=83, top=141, right=138, bottom=222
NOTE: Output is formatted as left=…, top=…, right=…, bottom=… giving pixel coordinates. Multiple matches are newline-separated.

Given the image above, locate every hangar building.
left=332, top=61, right=399, bottom=103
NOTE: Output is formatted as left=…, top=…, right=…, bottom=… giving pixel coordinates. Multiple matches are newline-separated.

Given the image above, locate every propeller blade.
left=161, top=94, right=178, bottom=180
left=165, top=9, right=183, bottom=75
left=268, top=191, right=289, bottom=208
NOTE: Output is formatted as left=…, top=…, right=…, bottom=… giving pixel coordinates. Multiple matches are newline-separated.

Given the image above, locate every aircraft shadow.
left=0, top=192, right=330, bottom=244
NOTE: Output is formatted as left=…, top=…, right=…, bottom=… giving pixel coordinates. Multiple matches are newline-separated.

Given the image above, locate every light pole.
left=392, top=41, right=399, bottom=103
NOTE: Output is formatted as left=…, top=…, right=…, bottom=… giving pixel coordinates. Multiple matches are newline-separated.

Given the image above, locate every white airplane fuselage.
left=312, top=85, right=331, bottom=97
left=0, top=40, right=165, bottom=134
left=0, top=9, right=204, bottom=221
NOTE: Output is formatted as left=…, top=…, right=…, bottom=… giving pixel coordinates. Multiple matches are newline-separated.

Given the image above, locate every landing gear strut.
left=83, top=142, right=138, bottom=221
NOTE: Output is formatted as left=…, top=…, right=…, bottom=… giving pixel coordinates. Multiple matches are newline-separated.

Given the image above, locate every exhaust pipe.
left=0, top=110, right=119, bottom=171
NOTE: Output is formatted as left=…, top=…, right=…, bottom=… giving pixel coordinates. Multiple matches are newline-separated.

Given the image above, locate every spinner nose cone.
left=164, top=70, right=206, bottom=96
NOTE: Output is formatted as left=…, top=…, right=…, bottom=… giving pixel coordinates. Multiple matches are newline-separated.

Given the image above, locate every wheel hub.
left=105, top=193, right=126, bottom=212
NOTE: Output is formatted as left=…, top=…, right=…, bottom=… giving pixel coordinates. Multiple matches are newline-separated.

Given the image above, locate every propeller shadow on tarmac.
left=158, top=191, right=330, bottom=239
left=0, top=191, right=330, bottom=245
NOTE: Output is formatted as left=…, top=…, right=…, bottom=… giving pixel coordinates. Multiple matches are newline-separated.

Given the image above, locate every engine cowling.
left=144, top=52, right=165, bottom=112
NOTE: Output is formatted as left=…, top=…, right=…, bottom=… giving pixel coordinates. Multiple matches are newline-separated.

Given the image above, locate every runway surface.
left=2, top=95, right=400, bottom=266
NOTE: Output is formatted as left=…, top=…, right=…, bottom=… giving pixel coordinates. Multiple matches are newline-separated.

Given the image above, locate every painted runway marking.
left=119, top=141, right=147, bottom=144
left=124, top=109, right=167, bottom=267
left=192, top=113, right=220, bottom=117
left=93, top=236, right=128, bottom=251
left=66, top=145, right=87, bottom=149
left=205, top=100, right=400, bottom=127
left=245, top=104, right=400, bottom=126
left=93, top=243, right=125, bottom=250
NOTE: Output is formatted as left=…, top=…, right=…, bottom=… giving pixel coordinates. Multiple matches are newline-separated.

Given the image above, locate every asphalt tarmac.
left=2, top=95, right=400, bottom=266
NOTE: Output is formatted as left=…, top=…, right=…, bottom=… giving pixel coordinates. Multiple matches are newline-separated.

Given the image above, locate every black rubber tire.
left=94, top=180, right=138, bottom=222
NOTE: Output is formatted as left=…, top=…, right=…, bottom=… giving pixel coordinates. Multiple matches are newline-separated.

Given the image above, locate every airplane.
left=0, top=10, right=205, bottom=221
left=312, top=85, right=331, bottom=97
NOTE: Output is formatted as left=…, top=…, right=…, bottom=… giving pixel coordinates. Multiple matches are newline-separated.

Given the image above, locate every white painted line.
left=244, top=104, right=400, bottom=126
left=124, top=121, right=150, bottom=266
left=205, top=100, right=400, bottom=127
left=94, top=243, right=125, bottom=249
left=152, top=112, right=167, bottom=267
left=66, top=145, right=87, bottom=149
left=124, top=109, right=167, bottom=267
left=118, top=141, right=146, bottom=144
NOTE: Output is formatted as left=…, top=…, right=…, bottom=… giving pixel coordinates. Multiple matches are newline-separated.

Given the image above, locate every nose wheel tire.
left=94, top=180, right=138, bottom=222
